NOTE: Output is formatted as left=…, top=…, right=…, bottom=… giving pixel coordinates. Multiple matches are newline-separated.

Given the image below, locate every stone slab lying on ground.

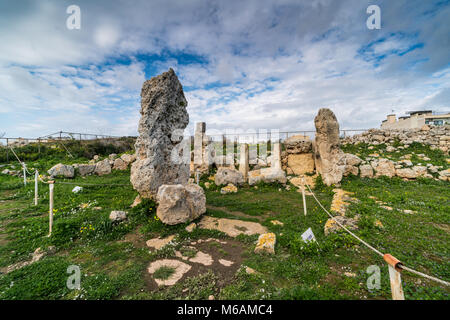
left=218, top=259, right=234, bottom=267
left=324, top=215, right=359, bottom=236
left=147, top=259, right=191, bottom=286
left=188, top=251, right=213, bottom=266
left=198, top=216, right=268, bottom=237
left=330, top=189, right=356, bottom=216
left=3, top=247, right=55, bottom=274
left=146, top=235, right=176, bottom=250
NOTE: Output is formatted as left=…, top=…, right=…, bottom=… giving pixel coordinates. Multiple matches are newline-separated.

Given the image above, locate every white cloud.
left=0, top=0, right=449, bottom=138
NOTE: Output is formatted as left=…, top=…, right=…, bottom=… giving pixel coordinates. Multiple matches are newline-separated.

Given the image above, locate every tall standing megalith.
left=314, top=108, right=345, bottom=186
left=130, top=68, right=190, bottom=199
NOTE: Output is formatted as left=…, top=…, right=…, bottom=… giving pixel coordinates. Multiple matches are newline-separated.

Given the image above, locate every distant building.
left=381, top=110, right=450, bottom=129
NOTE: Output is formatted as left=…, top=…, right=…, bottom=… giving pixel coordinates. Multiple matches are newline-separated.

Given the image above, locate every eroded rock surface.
left=314, top=108, right=345, bottom=186
left=131, top=68, right=190, bottom=199
left=156, top=184, right=206, bottom=225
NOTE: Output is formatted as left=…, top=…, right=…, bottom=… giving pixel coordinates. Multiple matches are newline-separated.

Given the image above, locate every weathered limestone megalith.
left=313, top=108, right=345, bottom=186
left=156, top=184, right=206, bottom=225
left=130, top=68, right=190, bottom=199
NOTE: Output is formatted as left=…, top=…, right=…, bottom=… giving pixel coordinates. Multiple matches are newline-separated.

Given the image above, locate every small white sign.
left=301, top=228, right=316, bottom=243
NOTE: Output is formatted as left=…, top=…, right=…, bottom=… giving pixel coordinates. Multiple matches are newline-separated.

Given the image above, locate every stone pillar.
left=314, top=108, right=345, bottom=186
left=194, top=122, right=206, bottom=166
left=130, top=68, right=189, bottom=199
left=239, top=143, right=249, bottom=181
left=272, top=142, right=282, bottom=170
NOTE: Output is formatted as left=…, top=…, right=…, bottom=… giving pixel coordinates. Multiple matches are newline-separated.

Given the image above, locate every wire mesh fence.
left=0, top=129, right=368, bottom=163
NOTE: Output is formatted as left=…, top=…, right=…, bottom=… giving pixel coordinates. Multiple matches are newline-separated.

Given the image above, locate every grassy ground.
left=0, top=146, right=449, bottom=300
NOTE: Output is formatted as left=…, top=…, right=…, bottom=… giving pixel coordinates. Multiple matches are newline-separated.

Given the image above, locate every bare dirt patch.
left=144, top=237, right=246, bottom=291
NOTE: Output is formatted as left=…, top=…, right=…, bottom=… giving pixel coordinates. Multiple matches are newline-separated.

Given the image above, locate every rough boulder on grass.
left=156, top=184, right=206, bottom=225
left=48, top=163, right=75, bottom=178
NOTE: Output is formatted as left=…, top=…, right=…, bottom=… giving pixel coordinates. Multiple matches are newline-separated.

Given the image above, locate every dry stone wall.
left=342, top=125, right=450, bottom=154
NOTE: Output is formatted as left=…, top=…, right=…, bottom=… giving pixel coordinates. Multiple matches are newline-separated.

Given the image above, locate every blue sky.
left=0, top=0, right=449, bottom=138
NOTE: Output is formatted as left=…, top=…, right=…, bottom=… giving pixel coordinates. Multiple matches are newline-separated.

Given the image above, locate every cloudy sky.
left=0, top=0, right=449, bottom=138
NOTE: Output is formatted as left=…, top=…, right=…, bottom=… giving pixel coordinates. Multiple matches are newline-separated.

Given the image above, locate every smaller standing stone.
left=239, top=143, right=249, bottom=181
left=272, top=142, right=282, bottom=170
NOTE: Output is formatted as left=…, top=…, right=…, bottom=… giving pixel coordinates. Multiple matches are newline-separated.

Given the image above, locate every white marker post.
left=383, top=254, right=405, bottom=300
left=48, top=182, right=54, bottom=237
left=34, top=170, right=38, bottom=206
left=22, top=163, right=26, bottom=186
left=388, top=265, right=405, bottom=300
left=301, top=177, right=307, bottom=216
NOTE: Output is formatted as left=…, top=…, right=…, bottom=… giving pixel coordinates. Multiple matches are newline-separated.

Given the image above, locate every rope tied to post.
left=303, top=182, right=450, bottom=287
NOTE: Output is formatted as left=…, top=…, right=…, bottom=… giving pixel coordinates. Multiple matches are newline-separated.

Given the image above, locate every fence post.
left=301, top=177, right=307, bottom=216
left=388, top=265, right=405, bottom=300
left=6, top=138, right=9, bottom=162
left=22, top=163, right=26, bottom=186
left=48, top=182, right=54, bottom=237
left=383, top=254, right=405, bottom=300
left=34, top=171, right=38, bottom=205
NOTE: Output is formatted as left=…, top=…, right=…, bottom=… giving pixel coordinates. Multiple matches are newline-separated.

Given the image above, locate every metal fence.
left=0, top=129, right=368, bottom=162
